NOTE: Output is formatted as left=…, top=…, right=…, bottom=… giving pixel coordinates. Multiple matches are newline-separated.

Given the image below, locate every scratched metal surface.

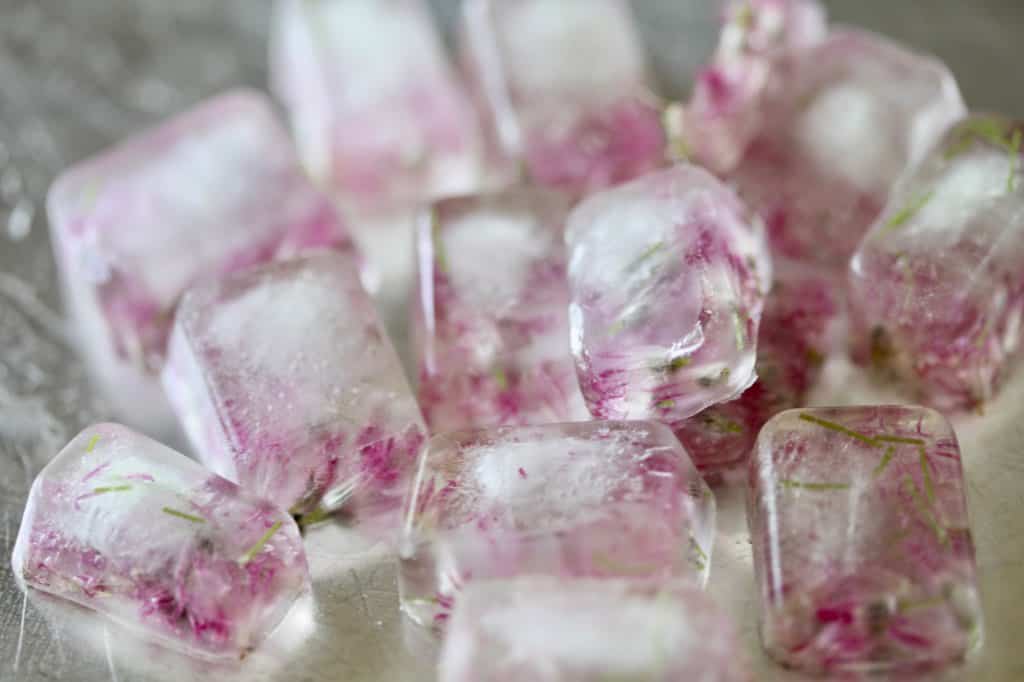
left=1, top=1, right=1023, bottom=680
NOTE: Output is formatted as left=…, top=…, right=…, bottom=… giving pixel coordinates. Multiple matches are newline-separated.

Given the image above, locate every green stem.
left=798, top=413, right=880, bottom=448
left=239, top=521, right=283, bottom=565
left=162, top=507, right=206, bottom=524
left=779, top=479, right=851, bottom=491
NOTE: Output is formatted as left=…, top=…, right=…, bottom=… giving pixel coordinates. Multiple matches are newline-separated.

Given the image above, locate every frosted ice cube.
left=270, top=0, right=482, bottom=209
left=439, top=577, right=749, bottom=681
left=399, top=421, right=714, bottom=627
left=850, top=114, right=1024, bottom=410
left=47, top=90, right=354, bottom=432
left=460, top=0, right=665, bottom=196
left=11, top=423, right=309, bottom=660
left=413, top=189, right=589, bottom=431
left=727, top=29, right=965, bottom=267
left=162, top=251, right=425, bottom=537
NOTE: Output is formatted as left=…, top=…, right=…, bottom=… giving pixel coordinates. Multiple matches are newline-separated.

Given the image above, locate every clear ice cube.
left=850, top=114, right=1024, bottom=410
left=566, top=164, right=772, bottom=425
left=11, top=423, right=309, bottom=660
left=749, top=406, right=982, bottom=673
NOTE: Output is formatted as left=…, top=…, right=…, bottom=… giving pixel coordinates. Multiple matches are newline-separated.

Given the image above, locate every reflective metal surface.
left=1, top=1, right=1022, bottom=680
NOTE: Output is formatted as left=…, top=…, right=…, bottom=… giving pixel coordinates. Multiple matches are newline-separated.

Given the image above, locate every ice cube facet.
left=749, top=406, right=982, bottom=674
left=47, top=90, right=354, bottom=431
left=270, top=0, right=482, bottom=208
left=850, top=114, right=1024, bottom=410
left=11, top=423, right=309, bottom=660
left=399, top=421, right=715, bottom=627
left=674, top=267, right=842, bottom=471
left=162, top=251, right=425, bottom=534
left=725, top=29, right=966, bottom=267
left=460, top=0, right=664, bottom=196
left=413, top=189, right=589, bottom=432
left=566, top=164, right=771, bottom=425
left=439, top=577, right=749, bottom=682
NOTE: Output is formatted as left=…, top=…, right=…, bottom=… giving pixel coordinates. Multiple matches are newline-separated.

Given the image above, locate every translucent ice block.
left=439, top=577, right=749, bottom=682
left=413, top=189, right=589, bottom=432
left=162, top=251, right=425, bottom=535
left=11, top=423, right=309, bottom=660
left=850, top=114, right=1024, bottom=410
left=47, top=90, right=354, bottom=432
left=749, top=406, right=982, bottom=673
left=566, top=164, right=771, bottom=425
left=399, top=421, right=714, bottom=627
left=674, top=267, right=842, bottom=472
left=682, top=0, right=828, bottom=173
left=726, top=29, right=965, bottom=267
left=460, top=0, right=665, bottom=196
left=270, top=0, right=482, bottom=208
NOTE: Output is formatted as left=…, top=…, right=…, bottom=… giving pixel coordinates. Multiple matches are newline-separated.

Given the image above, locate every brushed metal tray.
left=1, top=1, right=1022, bottom=680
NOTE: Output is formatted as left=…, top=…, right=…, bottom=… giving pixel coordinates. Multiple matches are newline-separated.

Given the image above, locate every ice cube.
left=47, top=90, right=354, bottom=433
left=399, top=421, right=714, bottom=627
left=11, top=423, right=309, bottom=660
left=270, top=0, right=482, bottom=209
left=439, top=577, right=749, bottom=681
left=413, top=188, right=589, bottom=432
left=749, top=406, right=982, bottom=673
left=726, top=29, right=965, bottom=267
left=565, top=164, right=771, bottom=424
left=850, top=114, right=1024, bottom=410
left=460, top=0, right=665, bottom=196
left=162, top=250, right=425, bottom=536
